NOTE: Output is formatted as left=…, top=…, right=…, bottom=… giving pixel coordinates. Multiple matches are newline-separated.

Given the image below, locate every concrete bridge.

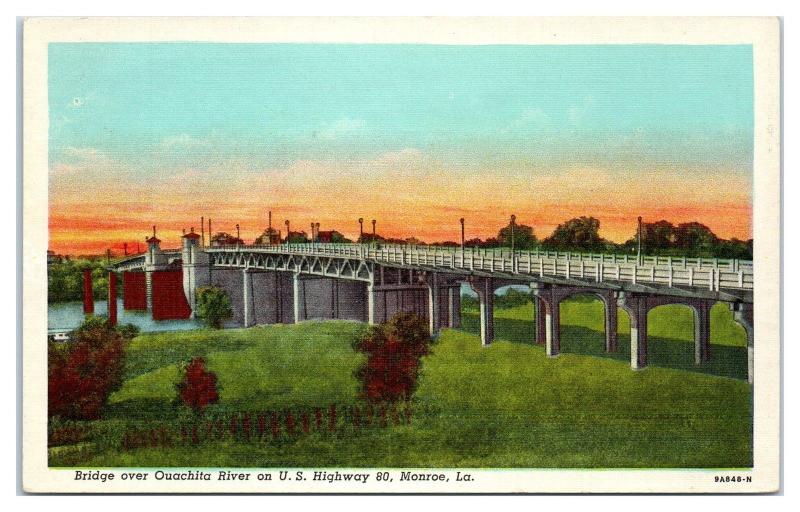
left=106, top=231, right=755, bottom=382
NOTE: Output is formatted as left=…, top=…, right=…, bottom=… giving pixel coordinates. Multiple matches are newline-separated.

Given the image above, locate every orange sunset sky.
left=48, top=44, right=753, bottom=255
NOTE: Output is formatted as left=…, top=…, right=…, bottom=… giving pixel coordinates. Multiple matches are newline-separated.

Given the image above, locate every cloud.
left=315, top=117, right=366, bottom=141
left=158, top=133, right=209, bottom=149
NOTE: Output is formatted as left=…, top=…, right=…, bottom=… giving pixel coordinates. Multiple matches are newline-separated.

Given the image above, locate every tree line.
left=225, top=216, right=752, bottom=260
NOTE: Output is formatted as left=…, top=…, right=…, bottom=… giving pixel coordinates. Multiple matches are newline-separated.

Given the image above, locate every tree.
left=48, top=316, right=127, bottom=420
left=353, top=312, right=432, bottom=404
left=328, top=231, right=352, bottom=243
left=176, top=357, right=219, bottom=414
left=673, top=222, right=719, bottom=257
left=211, top=232, right=243, bottom=246
left=195, top=286, right=233, bottom=328
left=498, top=221, right=537, bottom=249
left=286, top=231, right=309, bottom=244
left=542, top=216, right=605, bottom=251
left=253, top=227, right=280, bottom=245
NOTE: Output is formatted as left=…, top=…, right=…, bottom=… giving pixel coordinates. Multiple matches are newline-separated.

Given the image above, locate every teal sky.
left=49, top=43, right=753, bottom=172
left=48, top=43, right=755, bottom=253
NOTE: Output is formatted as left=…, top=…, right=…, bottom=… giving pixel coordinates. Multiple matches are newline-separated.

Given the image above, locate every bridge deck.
left=110, top=243, right=752, bottom=296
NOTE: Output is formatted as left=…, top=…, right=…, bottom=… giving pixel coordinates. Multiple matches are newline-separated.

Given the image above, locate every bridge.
left=102, top=230, right=754, bottom=382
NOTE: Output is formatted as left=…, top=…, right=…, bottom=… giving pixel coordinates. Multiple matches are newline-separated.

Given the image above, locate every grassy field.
left=49, top=299, right=752, bottom=468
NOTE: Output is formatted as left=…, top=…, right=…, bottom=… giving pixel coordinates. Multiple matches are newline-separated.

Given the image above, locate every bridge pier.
left=145, top=270, right=153, bottom=311
left=107, top=271, right=117, bottom=327
left=605, top=297, right=618, bottom=353
left=427, top=273, right=440, bottom=335
left=469, top=277, right=494, bottom=346
left=535, top=296, right=546, bottom=345
left=242, top=268, right=254, bottom=327
left=447, top=286, right=461, bottom=329
left=619, top=293, right=648, bottom=370
left=732, top=302, right=754, bottom=384
left=694, top=299, right=711, bottom=365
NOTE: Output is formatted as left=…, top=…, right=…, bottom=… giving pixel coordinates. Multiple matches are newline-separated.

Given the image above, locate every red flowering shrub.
left=354, top=312, right=432, bottom=404
left=48, top=317, right=127, bottom=420
left=176, top=357, right=220, bottom=414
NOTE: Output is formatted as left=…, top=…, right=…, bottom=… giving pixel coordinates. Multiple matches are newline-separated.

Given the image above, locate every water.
left=48, top=301, right=203, bottom=333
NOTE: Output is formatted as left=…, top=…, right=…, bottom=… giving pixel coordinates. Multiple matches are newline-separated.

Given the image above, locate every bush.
left=175, top=357, right=220, bottom=414
left=48, top=317, right=127, bottom=420
left=115, top=323, right=140, bottom=339
left=195, top=286, right=233, bottom=328
left=353, top=312, right=432, bottom=404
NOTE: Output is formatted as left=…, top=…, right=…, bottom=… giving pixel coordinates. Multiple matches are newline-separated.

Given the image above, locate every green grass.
left=50, top=300, right=752, bottom=469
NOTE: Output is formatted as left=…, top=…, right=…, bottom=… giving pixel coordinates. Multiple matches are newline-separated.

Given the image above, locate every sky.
left=48, top=43, right=753, bottom=254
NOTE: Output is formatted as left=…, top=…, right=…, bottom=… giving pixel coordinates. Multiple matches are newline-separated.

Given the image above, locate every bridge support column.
left=532, top=286, right=560, bottom=357
left=366, top=281, right=376, bottom=325
left=447, top=286, right=461, bottom=328
left=427, top=273, right=440, bottom=335
left=107, top=272, right=117, bottom=327
left=292, top=272, right=301, bottom=324
left=535, top=296, right=546, bottom=345
left=605, top=293, right=618, bottom=353
left=545, top=295, right=560, bottom=357
left=694, top=300, right=712, bottom=365
left=619, top=294, right=648, bottom=370
left=242, top=268, right=254, bottom=328
left=469, top=278, right=494, bottom=346
left=82, top=269, right=94, bottom=315
left=732, top=302, right=754, bottom=384
left=145, top=270, right=153, bottom=311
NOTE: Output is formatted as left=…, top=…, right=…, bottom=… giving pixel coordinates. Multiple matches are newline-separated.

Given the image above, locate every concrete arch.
left=555, top=291, right=618, bottom=355
left=532, top=285, right=618, bottom=357
left=617, top=293, right=713, bottom=370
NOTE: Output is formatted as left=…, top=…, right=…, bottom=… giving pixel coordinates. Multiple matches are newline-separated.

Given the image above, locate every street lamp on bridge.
left=459, top=217, right=465, bottom=260
left=637, top=216, right=643, bottom=265
left=315, top=222, right=320, bottom=244
left=285, top=220, right=290, bottom=246
left=371, top=219, right=377, bottom=248
left=358, top=218, right=364, bottom=243
left=235, top=224, right=240, bottom=248
left=510, top=214, right=516, bottom=253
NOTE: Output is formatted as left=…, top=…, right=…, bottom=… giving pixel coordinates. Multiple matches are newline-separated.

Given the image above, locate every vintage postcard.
left=22, top=17, right=781, bottom=493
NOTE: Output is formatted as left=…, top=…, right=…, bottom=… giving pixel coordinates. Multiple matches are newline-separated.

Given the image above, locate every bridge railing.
left=207, top=243, right=752, bottom=272
left=206, top=243, right=752, bottom=291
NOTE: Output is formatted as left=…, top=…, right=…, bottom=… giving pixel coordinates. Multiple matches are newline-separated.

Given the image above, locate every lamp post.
left=315, top=222, right=321, bottom=244
left=285, top=220, right=290, bottom=247
left=637, top=216, right=643, bottom=265
left=236, top=224, right=240, bottom=248
left=311, top=222, right=315, bottom=245
left=459, top=217, right=465, bottom=262
left=510, top=214, right=516, bottom=253
left=358, top=218, right=364, bottom=244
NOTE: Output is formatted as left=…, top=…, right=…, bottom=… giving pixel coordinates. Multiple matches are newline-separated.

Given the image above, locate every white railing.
left=204, top=243, right=753, bottom=292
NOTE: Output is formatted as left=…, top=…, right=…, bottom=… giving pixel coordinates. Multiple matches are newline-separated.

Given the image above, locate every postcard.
left=22, top=16, right=781, bottom=493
